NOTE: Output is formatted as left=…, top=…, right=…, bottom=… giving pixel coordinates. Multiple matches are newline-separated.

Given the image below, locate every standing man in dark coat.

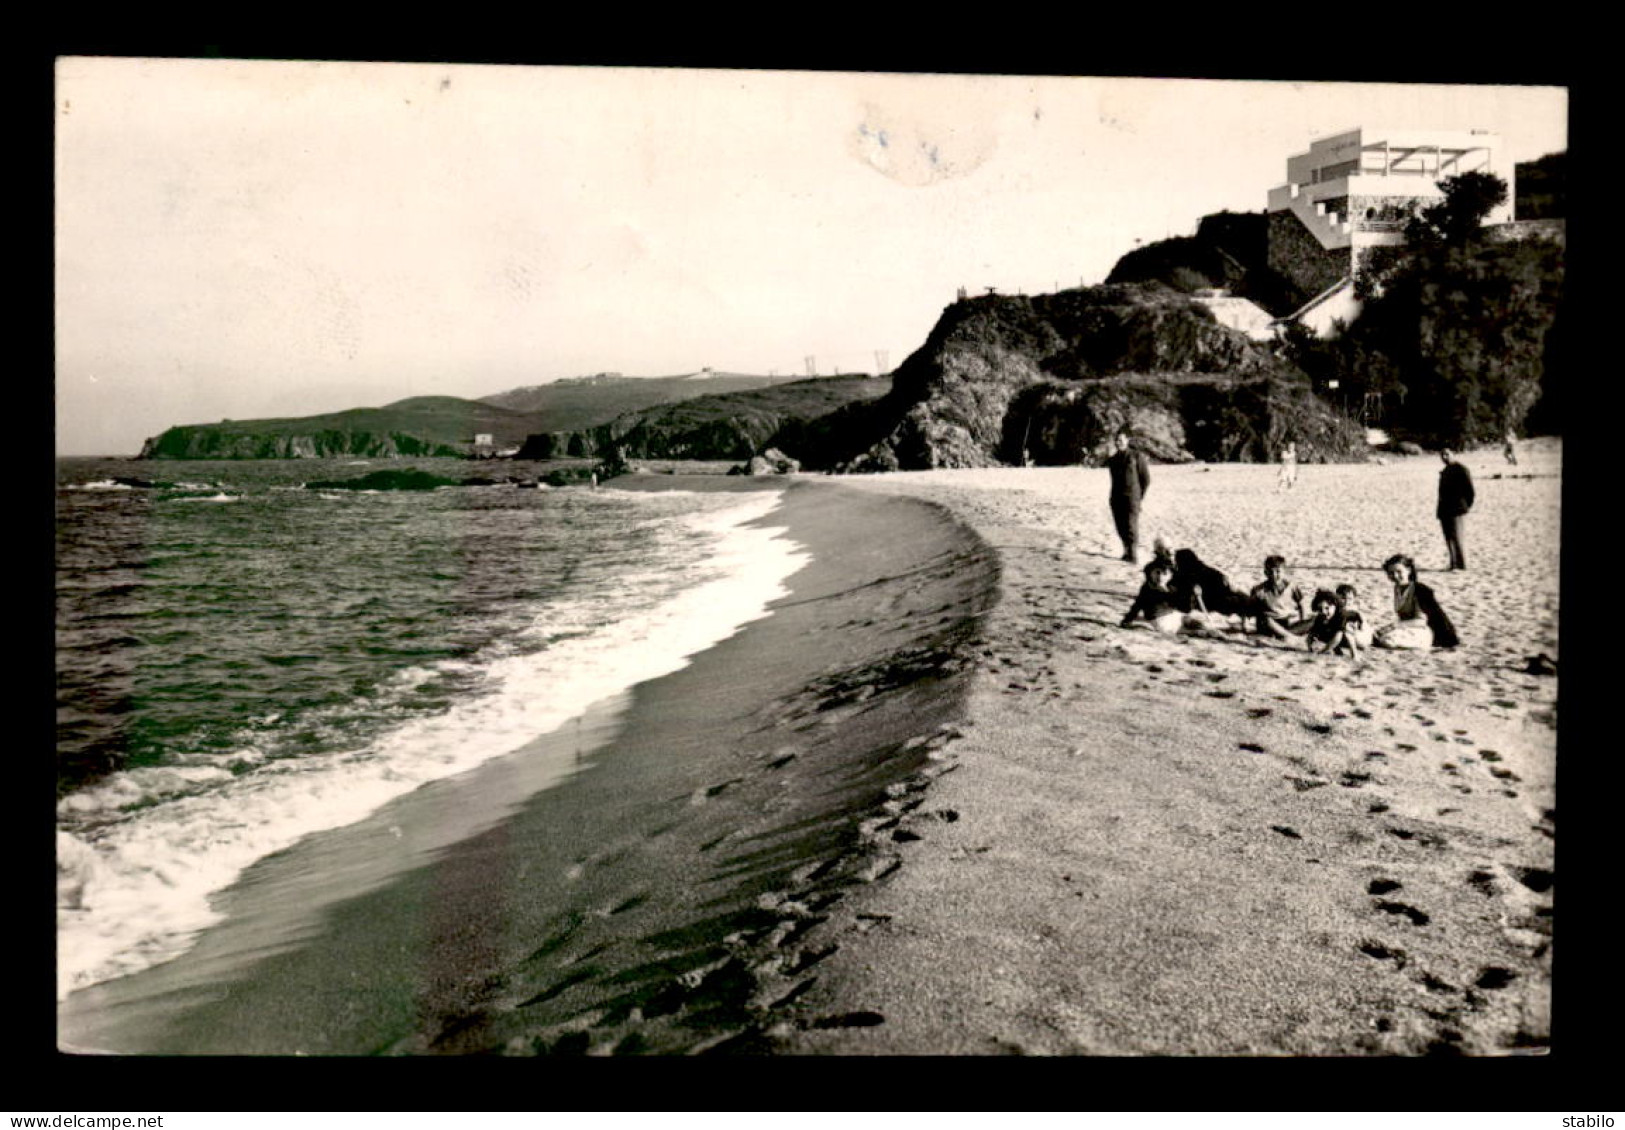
left=1106, top=431, right=1152, bottom=562
left=1437, top=448, right=1475, bottom=570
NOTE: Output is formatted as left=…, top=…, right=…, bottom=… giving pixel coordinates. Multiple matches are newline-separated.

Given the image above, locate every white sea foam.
left=56, top=489, right=808, bottom=999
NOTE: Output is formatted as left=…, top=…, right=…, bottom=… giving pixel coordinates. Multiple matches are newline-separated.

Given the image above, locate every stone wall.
left=1487, top=219, right=1566, bottom=245
left=1267, top=210, right=1350, bottom=303
left=1347, top=194, right=1421, bottom=229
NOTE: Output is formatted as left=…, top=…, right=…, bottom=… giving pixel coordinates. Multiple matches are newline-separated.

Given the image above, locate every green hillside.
left=479, top=371, right=801, bottom=432
left=1105, top=211, right=1307, bottom=317
left=137, top=374, right=812, bottom=460
left=518, top=374, right=892, bottom=460
left=140, top=396, right=547, bottom=458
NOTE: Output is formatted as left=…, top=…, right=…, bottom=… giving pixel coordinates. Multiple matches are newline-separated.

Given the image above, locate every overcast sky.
left=54, top=60, right=1568, bottom=455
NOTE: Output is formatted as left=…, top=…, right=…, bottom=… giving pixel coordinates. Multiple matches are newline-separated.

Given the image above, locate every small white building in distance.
left=1267, top=127, right=1513, bottom=336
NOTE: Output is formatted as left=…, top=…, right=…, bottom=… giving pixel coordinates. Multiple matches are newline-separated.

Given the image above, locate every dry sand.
left=762, top=441, right=1561, bottom=1056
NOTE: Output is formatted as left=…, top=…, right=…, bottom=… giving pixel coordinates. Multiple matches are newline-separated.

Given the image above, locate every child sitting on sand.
left=1305, top=589, right=1361, bottom=660
left=1121, top=558, right=1206, bottom=634
left=1249, top=555, right=1307, bottom=640
left=1335, top=584, right=1372, bottom=652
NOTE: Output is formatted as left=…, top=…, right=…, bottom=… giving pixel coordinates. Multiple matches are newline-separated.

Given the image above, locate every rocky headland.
left=790, top=282, right=1365, bottom=473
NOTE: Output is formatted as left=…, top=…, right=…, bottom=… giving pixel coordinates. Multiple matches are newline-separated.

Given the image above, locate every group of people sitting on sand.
left=1120, top=543, right=1458, bottom=657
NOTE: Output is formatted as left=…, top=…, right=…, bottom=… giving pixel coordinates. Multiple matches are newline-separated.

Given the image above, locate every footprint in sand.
left=1367, top=878, right=1403, bottom=895
left=1373, top=899, right=1432, bottom=926
left=808, top=1011, right=886, bottom=1030
left=1270, top=825, right=1303, bottom=839
left=1358, top=941, right=1408, bottom=968
left=1418, top=971, right=1457, bottom=994
left=1239, top=742, right=1267, bottom=753
left=690, top=778, right=744, bottom=805
left=1508, top=865, right=1554, bottom=893
left=1246, top=708, right=1273, bottom=719
left=1340, top=772, right=1372, bottom=788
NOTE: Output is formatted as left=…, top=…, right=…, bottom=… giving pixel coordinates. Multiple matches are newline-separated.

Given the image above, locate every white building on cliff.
left=1267, top=127, right=1513, bottom=336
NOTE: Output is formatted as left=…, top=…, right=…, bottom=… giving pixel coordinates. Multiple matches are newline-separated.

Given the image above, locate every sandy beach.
left=765, top=441, right=1561, bottom=1056
left=59, top=443, right=1563, bottom=1058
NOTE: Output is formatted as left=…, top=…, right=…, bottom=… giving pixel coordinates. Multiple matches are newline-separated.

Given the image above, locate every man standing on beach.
left=1437, top=448, right=1475, bottom=570
left=1106, top=431, right=1151, bottom=562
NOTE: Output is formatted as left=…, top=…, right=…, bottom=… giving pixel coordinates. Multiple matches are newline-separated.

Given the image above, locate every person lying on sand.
left=1305, top=589, right=1361, bottom=661
left=1249, top=554, right=1308, bottom=640
left=1172, top=547, right=1252, bottom=624
left=1373, top=554, right=1460, bottom=649
left=1121, top=558, right=1208, bottom=634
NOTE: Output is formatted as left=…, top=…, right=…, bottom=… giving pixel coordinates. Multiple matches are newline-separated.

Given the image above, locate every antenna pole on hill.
left=874, top=350, right=889, bottom=374
left=805, top=355, right=817, bottom=377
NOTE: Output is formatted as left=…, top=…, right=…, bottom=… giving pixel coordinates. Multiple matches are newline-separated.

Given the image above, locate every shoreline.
left=59, top=476, right=998, bottom=1054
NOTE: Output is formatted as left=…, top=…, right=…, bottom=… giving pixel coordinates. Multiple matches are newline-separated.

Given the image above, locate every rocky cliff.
left=137, top=396, right=542, bottom=460
left=788, top=282, right=1366, bottom=472
left=139, top=428, right=467, bottom=460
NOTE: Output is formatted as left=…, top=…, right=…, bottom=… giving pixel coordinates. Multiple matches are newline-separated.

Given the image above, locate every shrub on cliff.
left=1105, top=211, right=1308, bottom=317
left=1293, top=228, right=1563, bottom=446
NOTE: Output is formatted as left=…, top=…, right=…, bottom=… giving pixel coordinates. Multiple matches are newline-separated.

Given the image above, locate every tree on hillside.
left=1406, top=170, right=1509, bottom=248
left=1286, top=168, right=1563, bottom=446
left=1515, top=151, right=1566, bottom=220
left=1339, top=235, right=1562, bottom=445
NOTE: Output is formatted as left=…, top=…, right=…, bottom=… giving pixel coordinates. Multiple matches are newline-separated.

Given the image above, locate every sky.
left=54, top=60, right=1568, bottom=455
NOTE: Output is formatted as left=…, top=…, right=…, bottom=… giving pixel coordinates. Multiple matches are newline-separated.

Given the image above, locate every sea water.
left=54, top=457, right=807, bottom=1000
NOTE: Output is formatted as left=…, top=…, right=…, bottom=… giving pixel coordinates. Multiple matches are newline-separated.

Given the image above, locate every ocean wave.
left=56, top=489, right=808, bottom=1000
left=69, top=480, right=136, bottom=491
